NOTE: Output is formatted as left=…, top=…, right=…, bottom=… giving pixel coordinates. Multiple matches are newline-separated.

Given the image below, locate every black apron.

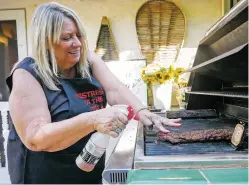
left=6, top=57, right=107, bottom=184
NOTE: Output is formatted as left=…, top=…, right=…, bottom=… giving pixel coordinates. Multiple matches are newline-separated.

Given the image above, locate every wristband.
left=134, top=107, right=147, bottom=120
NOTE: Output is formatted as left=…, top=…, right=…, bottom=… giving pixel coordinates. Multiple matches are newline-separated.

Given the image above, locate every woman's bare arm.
left=88, top=52, right=182, bottom=132
left=9, top=69, right=95, bottom=152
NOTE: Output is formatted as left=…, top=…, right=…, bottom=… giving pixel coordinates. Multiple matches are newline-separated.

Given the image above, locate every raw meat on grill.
left=157, top=128, right=234, bottom=144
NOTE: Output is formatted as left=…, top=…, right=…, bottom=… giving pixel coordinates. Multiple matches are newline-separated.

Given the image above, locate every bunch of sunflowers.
left=141, top=64, right=184, bottom=86
left=177, top=79, right=188, bottom=87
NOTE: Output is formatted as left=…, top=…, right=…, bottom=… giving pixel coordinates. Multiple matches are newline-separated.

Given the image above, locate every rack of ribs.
left=157, top=128, right=234, bottom=144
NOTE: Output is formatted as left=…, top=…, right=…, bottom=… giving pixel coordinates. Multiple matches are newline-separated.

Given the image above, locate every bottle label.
left=80, top=139, right=105, bottom=165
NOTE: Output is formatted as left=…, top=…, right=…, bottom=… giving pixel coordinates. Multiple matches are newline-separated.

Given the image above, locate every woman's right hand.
left=90, top=107, right=129, bottom=138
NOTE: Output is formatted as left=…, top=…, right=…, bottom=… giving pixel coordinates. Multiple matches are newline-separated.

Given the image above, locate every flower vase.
left=152, top=80, right=173, bottom=110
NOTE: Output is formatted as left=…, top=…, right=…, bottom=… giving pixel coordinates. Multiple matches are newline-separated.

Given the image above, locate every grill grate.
left=145, top=141, right=240, bottom=156
left=144, top=118, right=245, bottom=156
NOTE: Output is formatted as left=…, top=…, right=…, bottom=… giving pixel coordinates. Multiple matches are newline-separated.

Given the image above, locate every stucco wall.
left=0, top=0, right=223, bottom=68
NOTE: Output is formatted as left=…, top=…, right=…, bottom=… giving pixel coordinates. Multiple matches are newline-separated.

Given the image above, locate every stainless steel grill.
left=134, top=120, right=248, bottom=170
left=102, top=1, right=248, bottom=184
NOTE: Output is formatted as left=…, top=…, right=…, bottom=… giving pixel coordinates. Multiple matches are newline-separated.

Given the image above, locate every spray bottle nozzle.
left=113, top=104, right=134, bottom=120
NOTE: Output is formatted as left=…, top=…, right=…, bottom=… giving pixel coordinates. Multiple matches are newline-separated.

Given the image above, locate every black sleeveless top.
left=6, top=57, right=107, bottom=184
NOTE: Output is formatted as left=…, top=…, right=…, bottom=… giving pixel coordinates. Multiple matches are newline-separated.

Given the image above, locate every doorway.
left=0, top=9, right=27, bottom=101
left=0, top=9, right=27, bottom=183
left=0, top=20, right=18, bottom=101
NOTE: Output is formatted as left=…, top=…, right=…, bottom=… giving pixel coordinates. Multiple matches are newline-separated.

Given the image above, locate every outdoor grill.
left=102, top=0, right=248, bottom=184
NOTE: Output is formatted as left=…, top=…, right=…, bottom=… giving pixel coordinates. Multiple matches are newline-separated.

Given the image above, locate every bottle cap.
left=126, top=105, right=134, bottom=120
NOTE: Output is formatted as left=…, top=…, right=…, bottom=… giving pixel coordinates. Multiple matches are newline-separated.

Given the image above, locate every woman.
left=6, top=2, right=181, bottom=184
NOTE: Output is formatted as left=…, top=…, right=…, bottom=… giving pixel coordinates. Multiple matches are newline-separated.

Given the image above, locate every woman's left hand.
left=136, top=109, right=181, bottom=133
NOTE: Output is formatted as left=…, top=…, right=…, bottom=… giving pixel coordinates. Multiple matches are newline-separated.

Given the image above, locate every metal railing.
left=0, top=102, right=11, bottom=183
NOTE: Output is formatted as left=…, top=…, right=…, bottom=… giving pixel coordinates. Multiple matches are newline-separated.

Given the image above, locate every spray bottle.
left=75, top=105, right=134, bottom=172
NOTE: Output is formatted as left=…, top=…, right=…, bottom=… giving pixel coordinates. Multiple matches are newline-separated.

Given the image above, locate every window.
left=136, top=0, right=185, bottom=66
left=95, top=16, right=119, bottom=62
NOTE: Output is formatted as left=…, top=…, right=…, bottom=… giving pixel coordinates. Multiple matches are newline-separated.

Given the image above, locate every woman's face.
left=53, top=17, right=83, bottom=71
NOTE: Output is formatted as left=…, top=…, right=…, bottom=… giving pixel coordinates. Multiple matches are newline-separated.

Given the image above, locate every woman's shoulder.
left=87, top=51, right=103, bottom=66
left=7, top=57, right=41, bottom=89
left=12, top=57, right=39, bottom=77
left=13, top=57, right=36, bottom=70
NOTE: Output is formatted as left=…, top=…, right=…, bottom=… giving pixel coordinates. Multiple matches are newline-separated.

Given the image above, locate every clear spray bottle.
left=75, top=105, right=134, bottom=172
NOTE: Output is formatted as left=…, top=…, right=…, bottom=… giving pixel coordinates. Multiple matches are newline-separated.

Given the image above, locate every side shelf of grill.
left=102, top=120, right=138, bottom=184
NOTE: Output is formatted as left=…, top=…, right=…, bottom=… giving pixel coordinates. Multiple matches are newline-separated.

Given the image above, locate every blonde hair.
left=30, top=2, right=91, bottom=90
